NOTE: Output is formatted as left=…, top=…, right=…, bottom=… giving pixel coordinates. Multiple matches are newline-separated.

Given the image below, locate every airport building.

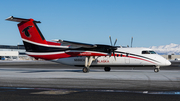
left=162, top=55, right=180, bottom=61
left=0, top=45, right=33, bottom=60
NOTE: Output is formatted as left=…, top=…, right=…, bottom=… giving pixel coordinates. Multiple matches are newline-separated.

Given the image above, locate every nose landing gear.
left=154, top=66, right=160, bottom=73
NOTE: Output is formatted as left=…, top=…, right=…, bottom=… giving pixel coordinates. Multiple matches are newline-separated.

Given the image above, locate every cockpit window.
left=142, top=51, right=156, bottom=54
left=142, top=51, right=150, bottom=54
left=149, top=51, right=156, bottom=54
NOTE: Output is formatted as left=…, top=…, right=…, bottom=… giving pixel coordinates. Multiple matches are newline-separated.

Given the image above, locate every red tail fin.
left=6, top=16, right=47, bottom=45
left=18, top=19, right=47, bottom=45
left=6, top=16, right=70, bottom=60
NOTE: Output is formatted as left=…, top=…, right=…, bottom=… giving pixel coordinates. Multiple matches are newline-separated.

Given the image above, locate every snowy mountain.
left=149, top=43, right=180, bottom=55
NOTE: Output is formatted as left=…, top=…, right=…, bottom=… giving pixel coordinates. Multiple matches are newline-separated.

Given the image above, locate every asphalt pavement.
left=0, top=60, right=180, bottom=101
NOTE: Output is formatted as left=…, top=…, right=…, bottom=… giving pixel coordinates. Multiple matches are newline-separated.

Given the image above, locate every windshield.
left=149, top=51, right=156, bottom=54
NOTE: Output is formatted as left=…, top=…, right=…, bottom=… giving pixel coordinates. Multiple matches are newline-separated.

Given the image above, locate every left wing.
left=52, top=39, right=97, bottom=48
left=52, top=39, right=118, bottom=57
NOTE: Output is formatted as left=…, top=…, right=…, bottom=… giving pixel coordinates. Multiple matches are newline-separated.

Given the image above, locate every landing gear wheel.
left=104, top=67, right=111, bottom=72
left=82, top=67, right=90, bottom=73
left=154, top=68, right=159, bottom=73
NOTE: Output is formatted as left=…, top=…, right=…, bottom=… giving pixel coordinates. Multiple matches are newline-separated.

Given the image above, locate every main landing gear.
left=104, top=67, right=111, bottom=72
left=154, top=66, right=160, bottom=73
left=82, top=56, right=113, bottom=73
left=82, top=56, right=95, bottom=73
left=82, top=67, right=90, bottom=73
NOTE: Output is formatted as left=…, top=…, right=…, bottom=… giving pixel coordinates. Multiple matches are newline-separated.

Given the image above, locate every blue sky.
left=0, top=0, right=180, bottom=47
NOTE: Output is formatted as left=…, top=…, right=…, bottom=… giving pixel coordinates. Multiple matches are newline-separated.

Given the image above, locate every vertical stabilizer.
left=6, top=16, right=47, bottom=45
left=6, top=16, right=48, bottom=52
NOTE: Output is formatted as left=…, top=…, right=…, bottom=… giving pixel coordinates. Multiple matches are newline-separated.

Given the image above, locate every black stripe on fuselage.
left=23, top=41, right=112, bottom=53
left=115, top=51, right=160, bottom=63
left=23, top=41, right=66, bottom=52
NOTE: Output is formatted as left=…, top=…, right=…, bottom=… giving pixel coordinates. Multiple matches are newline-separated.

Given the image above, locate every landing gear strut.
left=82, top=56, right=95, bottom=73
left=104, top=67, right=111, bottom=72
left=154, top=66, right=160, bottom=73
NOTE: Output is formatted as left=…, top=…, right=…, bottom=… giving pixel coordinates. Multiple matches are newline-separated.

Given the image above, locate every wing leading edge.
left=52, top=39, right=97, bottom=48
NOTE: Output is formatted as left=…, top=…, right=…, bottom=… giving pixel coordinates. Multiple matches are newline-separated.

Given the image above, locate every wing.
left=52, top=39, right=97, bottom=48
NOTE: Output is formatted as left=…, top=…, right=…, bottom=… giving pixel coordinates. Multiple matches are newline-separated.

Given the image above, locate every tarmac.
left=0, top=60, right=180, bottom=101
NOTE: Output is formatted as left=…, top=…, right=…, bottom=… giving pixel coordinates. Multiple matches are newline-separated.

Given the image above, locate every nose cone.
left=157, top=55, right=171, bottom=66
left=165, top=60, right=171, bottom=66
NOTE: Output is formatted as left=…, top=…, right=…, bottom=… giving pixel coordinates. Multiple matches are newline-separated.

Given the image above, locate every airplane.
left=6, top=16, right=171, bottom=73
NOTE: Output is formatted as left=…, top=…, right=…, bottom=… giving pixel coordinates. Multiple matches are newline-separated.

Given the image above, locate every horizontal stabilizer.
left=6, top=16, right=41, bottom=23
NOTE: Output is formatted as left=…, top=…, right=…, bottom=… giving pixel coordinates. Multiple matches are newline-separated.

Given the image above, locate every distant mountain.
left=149, top=43, right=180, bottom=55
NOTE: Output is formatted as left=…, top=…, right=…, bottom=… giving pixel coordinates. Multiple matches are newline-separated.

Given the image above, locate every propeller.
left=131, top=37, right=133, bottom=48
left=109, top=36, right=117, bottom=60
left=114, top=39, right=117, bottom=46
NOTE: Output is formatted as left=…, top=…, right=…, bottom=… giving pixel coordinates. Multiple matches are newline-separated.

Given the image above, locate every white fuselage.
left=53, top=48, right=171, bottom=67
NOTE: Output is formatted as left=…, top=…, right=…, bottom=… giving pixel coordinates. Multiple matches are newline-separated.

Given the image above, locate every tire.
left=82, top=67, right=89, bottom=73
left=104, top=67, right=111, bottom=72
left=154, top=68, right=159, bottom=73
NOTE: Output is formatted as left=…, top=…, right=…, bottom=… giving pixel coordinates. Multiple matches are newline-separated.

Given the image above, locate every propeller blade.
left=109, top=36, right=113, bottom=46
left=131, top=37, right=133, bottom=47
left=114, top=39, right=117, bottom=46
left=108, top=36, right=117, bottom=60
left=113, top=51, right=116, bottom=60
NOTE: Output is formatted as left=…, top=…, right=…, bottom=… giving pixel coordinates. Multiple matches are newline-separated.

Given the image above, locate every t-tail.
left=6, top=16, right=69, bottom=60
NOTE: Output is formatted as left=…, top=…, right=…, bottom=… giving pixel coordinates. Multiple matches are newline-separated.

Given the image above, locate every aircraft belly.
left=55, top=56, right=156, bottom=67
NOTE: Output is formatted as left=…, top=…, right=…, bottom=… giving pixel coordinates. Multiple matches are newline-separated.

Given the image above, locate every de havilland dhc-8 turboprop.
left=6, top=16, right=171, bottom=73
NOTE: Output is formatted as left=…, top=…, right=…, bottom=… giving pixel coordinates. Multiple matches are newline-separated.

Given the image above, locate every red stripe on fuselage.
left=28, top=53, right=71, bottom=60
left=65, top=52, right=107, bottom=57
left=27, top=52, right=107, bottom=60
left=47, top=41, right=61, bottom=46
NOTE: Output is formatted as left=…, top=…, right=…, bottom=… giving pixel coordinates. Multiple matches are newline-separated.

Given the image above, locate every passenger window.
left=121, top=54, right=122, bottom=57
left=117, top=54, right=119, bottom=57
